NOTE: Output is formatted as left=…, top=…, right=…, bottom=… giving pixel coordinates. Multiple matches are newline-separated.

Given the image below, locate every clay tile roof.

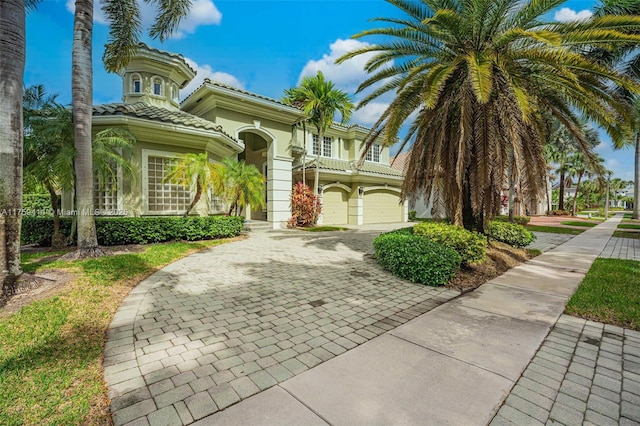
left=294, top=158, right=403, bottom=178
left=390, top=151, right=410, bottom=173
left=137, top=43, right=196, bottom=75
left=93, top=103, right=238, bottom=142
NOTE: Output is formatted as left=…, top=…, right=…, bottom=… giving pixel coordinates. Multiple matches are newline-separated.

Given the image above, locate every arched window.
left=152, top=77, right=163, bottom=96
left=171, top=84, right=179, bottom=102
left=131, top=74, right=142, bottom=94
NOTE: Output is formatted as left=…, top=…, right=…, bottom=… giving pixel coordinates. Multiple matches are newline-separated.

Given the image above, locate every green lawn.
left=618, top=224, right=640, bottom=230
left=0, top=238, right=235, bottom=425
left=566, top=258, right=640, bottom=330
left=525, top=225, right=585, bottom=235
left=613, top=231, right=640, bottom=240
left=560, top=221, right=599, bottom=228
left=300, top=226, right=349, bottom=232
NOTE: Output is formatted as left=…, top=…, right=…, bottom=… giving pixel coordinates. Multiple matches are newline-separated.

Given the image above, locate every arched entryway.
left=238, top=130, right=269, bottom=221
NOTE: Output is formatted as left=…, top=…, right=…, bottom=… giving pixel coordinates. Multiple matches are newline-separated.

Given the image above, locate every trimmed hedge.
left=23, top=194, right=51, bottom=212
left=22, top=215, right=244, bottom=247
left=413, top=222, right=487, bottom=265
left=373, top=232, right=461, bottom=286
left=493, top=215, right=530, bottom=225
left=486, top=221, right=536, bottom=248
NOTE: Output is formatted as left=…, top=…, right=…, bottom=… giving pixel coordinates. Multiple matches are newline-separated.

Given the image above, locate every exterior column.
left=317, top=186, right=324, bottom=225
left=349, top=186, right=364, bottom=225
left=268, top=156, right=293, bottom=229
left=403, top=199, right=409, bottom=222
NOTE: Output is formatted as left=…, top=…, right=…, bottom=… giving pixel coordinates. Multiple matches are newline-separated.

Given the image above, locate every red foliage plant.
left=288, top=182, right=322, bottom=228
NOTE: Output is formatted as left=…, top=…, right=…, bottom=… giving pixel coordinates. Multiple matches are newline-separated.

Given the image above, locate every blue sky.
left=24, top=0, right=635, bottom=182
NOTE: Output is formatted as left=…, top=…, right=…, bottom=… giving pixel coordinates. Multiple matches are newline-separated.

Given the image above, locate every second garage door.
left=321, top=187, right=349, bottom=225
left=364, top=189, right=402, bottom=224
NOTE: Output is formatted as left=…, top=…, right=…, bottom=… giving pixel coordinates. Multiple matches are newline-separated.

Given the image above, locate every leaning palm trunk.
left=0, top=0, right=26, bottom=292
left=572, top=172, right=584, bottom=217
left=66, top=0, right=102, bottom=258
left=634, top=133, right=639, bottom=220
left=185, top=180, right=202, bottom=217
left=558, top=171, right=566, bottom=211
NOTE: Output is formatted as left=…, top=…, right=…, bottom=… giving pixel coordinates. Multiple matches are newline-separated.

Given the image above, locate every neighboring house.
left=65, top=44, right=406, bottom=228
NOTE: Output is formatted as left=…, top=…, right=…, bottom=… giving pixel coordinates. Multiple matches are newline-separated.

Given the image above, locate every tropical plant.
left=164, top=153, right=220, bottom=217
left=23, top=85, right=136, bottom=247
left=283, top=71, right=354, bottom=195
left=337, top=0, right=640, bottom=232
left=67, top=0, right=193, bottom=259
left=214, top=158, right=265, bottom=216
left=288, top=182, right=321, bottom=228
left=23, top=85, right=75, bottom=247
left=568, top=151, right=606, bottom=216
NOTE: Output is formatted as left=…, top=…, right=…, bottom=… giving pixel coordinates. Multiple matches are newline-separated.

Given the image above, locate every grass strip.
left=0, top=238, right=236, bottom=425
left=618, top=224, right=640, bottom=230
left=525, top=225, right=585, bottom=235
left=561, top=221, right=598, bottom=228
left=613, top=231, right=640, bottom=240
left=566, top=258, right=640, bottom=330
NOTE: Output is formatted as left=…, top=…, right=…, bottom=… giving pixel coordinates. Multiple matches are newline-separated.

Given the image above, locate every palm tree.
left=592, top=0, right=640, bottom=219
left=337, top=0, right=640, bottom=232
left=283, top=71, right=354, bottom=195
left=0, top=0, right=42, bottom=289
left=68, top=0, right=192, bottom=259
left=164, top=153, right=221, bottom=217
left=214, top=158, right=265, bottom=217
left=23, top=86, right=75, bottom=248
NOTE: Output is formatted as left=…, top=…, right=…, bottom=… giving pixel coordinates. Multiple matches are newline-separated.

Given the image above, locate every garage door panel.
left=364, top=190, right=402, bottom=224
left=322, top=188, right=349, bottom=225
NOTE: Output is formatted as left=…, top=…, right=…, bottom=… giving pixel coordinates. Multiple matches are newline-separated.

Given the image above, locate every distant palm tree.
left=283, top=71, right=354, bottom=195
left=338, top=0, right=640, bottom=231
left=69, top=0, right=193, bottom=258
left=569, top=152, right=605, bottom=216
left=164, top=153, right=221, bottom=217
left=592, top=0, right=640, bottom=219
left=214, top=159, right=265, bottom=217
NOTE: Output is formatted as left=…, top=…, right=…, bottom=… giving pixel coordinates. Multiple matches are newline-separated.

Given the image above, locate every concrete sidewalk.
left=195, top=215, right=623, bottom=425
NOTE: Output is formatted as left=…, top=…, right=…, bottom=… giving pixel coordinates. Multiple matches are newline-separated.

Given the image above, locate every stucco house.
left=71, top=44, right=407, bottom=228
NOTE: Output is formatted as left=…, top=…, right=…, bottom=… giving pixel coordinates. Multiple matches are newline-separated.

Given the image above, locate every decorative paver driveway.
left=104, top=225, right=459, bottom=425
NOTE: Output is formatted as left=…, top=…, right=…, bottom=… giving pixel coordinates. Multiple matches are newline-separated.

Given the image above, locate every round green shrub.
left=413, top=222, right=486, bottom=265
left=486, top=221, right=536, bottom=248
left=373, top=232, right=461, bottom=286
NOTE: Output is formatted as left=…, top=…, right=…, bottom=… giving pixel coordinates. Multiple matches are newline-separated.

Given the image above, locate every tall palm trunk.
left=634, top=132, right=639, bottom=220
left=508, top=148, right=516, bottom=221
left=0, top=0, right=25, bottom=292
left=558, top=170, right=566, bottom=211
left=572, top=172, right=584, bottom=217
left=313, top=112, right=325, bottom=197
left=70, top=0, right=100, bottom=257
left=46, top=182, right=66, bottom=248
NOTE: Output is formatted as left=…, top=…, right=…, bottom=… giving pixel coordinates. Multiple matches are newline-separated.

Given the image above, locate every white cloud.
left=66, top=0, right=221, bottom=38
left=299, top=39, right=378, bottom=94
left=352, top=102, right=389, bottom=126
left=181, top=57, right=243, bottom=100
left=606, top=158, right=621, bottom=170
left=554, top=7, right=593, bottom=22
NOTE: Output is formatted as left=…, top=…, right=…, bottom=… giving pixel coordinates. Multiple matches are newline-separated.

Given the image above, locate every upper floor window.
left=312, top=134, right=332, bottom=157
left=171, top=84, right=179, bottom=102
left=365, top=144, right=381, bottom=162
left=131, top=74, right=142, bottom=94
left=152, top=77, right=163, bottom=96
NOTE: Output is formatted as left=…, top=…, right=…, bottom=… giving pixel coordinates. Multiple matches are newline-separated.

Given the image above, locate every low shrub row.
left=486, top=221, right=536, bottom=248
left=413, top=221, right=486, bottom=265
left=552, top=210, right=571, bottom=216
left=22, top=215, right=244, bottom=246
left=493, top=215, right=530, bottom=225
left=373, top=232, right=461, bottom=286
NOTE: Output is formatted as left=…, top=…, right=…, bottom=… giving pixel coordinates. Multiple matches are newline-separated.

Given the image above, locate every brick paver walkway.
left=104, top=225, right=459, bottom=425
left=601, top=236, right=640, bottom=261
left=492, top=315, right=640, bottom=425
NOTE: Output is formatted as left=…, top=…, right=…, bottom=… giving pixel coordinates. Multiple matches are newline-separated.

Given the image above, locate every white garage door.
left=321, top=188, right=349, bottom=225
left=364, top=190, right=402, bottom=224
